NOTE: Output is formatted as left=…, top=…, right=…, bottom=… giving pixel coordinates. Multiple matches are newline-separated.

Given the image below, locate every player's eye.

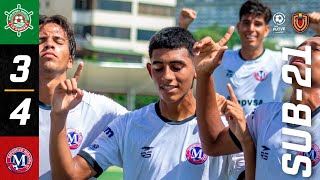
left=39, top=37, right=46, bottom=44
left=171, top=65, right=183, bottom=72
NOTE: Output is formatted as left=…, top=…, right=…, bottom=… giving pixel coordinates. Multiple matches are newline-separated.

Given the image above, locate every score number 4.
left=9, top=55, right=31, bottom=125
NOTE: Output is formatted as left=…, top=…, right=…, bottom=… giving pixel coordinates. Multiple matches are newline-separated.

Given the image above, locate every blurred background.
left=40, top=0, right=319, bottom=179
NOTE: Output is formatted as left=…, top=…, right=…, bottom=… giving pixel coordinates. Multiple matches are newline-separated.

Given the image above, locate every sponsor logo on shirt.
left=89, top=144, right=100, bottom=150
left=6, top=147, right=33, bottom=173
left=141, top=146, right=153, bottom=158
left=103, top=126, right=114, bottom=138
left=228, top=96, right=263, bottom=107
left=298, top=144, right=320, bottom=167
left=67, top=128, right=83, bottom=150
left=185, top=143, right=208, bottom=165
left=226, top=70, right=234, bottom=78
left=254, top=69, right=268, bottom=81
left=261, top=145, right=270, bottom=160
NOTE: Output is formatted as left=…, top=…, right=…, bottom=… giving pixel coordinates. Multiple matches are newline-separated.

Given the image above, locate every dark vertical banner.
left=0, top=0, right=38, bottom=179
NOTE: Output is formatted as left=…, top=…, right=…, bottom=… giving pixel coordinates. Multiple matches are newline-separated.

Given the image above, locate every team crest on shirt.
left=254, top=69, right=268, bottom=81
left=185, top=143, right=208, bottom=165
left=67, top=128, right=83, bottom=150
left=6, top=147, right=33, bottom=173
left=298, top=144, right=320, bottom=166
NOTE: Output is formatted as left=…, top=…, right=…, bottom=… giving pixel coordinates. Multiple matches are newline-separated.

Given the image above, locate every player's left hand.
left=225, top=84, right=248, bottom=143
left=178, top=8, right=197, bottom=29
left=193, top=26, right=234, bottom=76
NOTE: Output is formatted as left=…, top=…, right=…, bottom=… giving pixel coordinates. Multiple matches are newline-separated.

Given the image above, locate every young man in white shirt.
left=48, top=26, right=248, bottom=179
left=195, top=30, right=320, bottom=179
left=39, top=15, right=127, bottom=179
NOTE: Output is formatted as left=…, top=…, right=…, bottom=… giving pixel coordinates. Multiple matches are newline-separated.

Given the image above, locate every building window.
left=75, top=0, right=89, bottom=10
left=137, top=29, right=156, bottom=41
left=95, top=26, right=130, bottom=39
left=138, top=3, right=175, bottom=17
left=96, top=0, right=131, bottom=12
left=74, top=24, right=92, bottom=38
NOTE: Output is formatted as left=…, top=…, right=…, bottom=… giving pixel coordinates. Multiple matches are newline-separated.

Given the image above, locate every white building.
left=40, top=0, right=178, bottom=110
left=73, top=0, right=177, bottom=63
left=40, top=0, right=72, bottom=21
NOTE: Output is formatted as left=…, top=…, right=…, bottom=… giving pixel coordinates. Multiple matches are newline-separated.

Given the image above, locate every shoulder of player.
left=81, top=90, right=127, bottom=112
left=107, top=103, right=158, bottom=128
left=222, top=49, right=239, bottom=59
left=248, top=102, right=282, bottom=125
left=263, top=49, right=282, bottom=60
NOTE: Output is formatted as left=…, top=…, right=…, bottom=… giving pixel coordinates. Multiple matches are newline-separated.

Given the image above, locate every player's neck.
left=239, top=45, right=264, bottom=60
left=159, top=91, right=196, bottom=121
left=39, top=73, right=67, bottom=105
left=290, top=87, right=320, bottom=112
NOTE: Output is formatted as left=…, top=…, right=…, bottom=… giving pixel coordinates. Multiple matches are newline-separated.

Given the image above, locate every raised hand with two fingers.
left=193, top=26, right=234, bottom=76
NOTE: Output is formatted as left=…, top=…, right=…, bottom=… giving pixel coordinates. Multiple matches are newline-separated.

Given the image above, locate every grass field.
left=98, top=166, right=123, bottom=180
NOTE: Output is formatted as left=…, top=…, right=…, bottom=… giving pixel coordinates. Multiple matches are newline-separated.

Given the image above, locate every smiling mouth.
left=290, top=57, right=305, bottom=65
left=246, top=35, right=256, bottom=40
left=160, top=85, right=176, bottom=91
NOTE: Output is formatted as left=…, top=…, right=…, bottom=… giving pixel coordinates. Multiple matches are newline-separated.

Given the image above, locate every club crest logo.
left=298, top=144, right=320, bottom=167
left=185, top=143, right=208, bottom=165
left=67, top=128, right=83, bottom=150
left=254, top=69, right=268, bottom=81
left=4, top=4, right=34, bottom=37
left=6, top=147, right=33, bottom=173
left=292, top=13, right=309, bottom=33
left=272, top=12, right=286, bottom=33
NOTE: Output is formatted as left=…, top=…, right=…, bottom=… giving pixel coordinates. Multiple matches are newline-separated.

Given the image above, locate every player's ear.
left=236, top=22, right=240, bottom=31
left=146, top=63, right=152, bottom=78
left=264, top=25, right=270, bottom=37
left=67, top=55, right=73, bottom=69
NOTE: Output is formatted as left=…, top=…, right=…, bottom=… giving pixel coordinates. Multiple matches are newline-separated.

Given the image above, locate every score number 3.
left=9, top=55, right=32, bottom=125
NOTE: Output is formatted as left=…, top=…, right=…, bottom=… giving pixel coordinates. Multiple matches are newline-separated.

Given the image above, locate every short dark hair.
left=39, top=15, right=76, bottom=59
left=148, top=27, right=195, bottom=58
left=239, top=0, right=272, bottom=24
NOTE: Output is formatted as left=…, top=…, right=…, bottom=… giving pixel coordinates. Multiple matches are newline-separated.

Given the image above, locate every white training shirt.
left=39, top=91, right=127, bottom=179
left=246, top=102, right=320, bottom=179
left=80, top=102, right=243, bottom=180
left=214, top=49, right=288, bottom=115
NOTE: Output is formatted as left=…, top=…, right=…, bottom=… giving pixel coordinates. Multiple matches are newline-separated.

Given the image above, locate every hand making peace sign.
left=193, top=26, right=234, bottom=76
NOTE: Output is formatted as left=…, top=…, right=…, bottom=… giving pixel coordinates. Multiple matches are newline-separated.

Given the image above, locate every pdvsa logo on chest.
left=185, top=143, right=208, bottom=165
left=6, top=147, right=33, bottom=173
left=67, top=128, right=83, bottom=149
